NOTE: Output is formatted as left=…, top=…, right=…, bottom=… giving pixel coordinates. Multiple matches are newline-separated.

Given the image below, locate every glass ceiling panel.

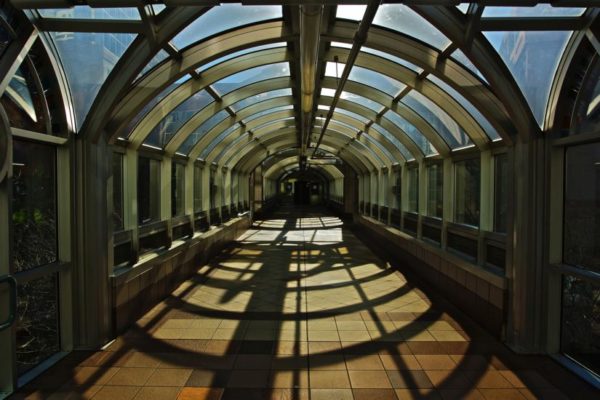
left=144, top=89, right=213, bottom=148
left=252, top=117, right=295, bottom=133
left=137, top=50, right=169, bottom=80
left=321, top=88, right=384, bottom=113
left=456, top=4, right=470, bottom=14
left=427, top=75, right=500, bottom=141
left=200, top=123, right=242, bottom=159
left=243, top=105, right=293, bottom=124
left=401, top=91, right=471, bottom=148
left=0, top=23, right=11, bottom=59
left=230, top=88, right=292, bottom=113
left=371, top=123, right=414, bottom=160
left=177, top=109, right=229, bottom=155
left=332, top=107, right=369, bottom=124
left=196, top=42, right=287, bottom=74
left=325, top=62, right=406, bottom=97
left=331, top=41, right=352, bottom=49
left=6, top=66, right=37, bottom=122
left=383, top=110, right=435, bottom=155
left=39, top=7, right=140, bottom=19
left=361, top=47, right=423, bottom=73
left=373, top=5, right=452, bottom=50
left=484, top=30, right=572, bottom=126
left=50, top=31, right=136, bottom=131
left=482, top=5, right=585, bottom=18
left=336, top=5, right=366, bottom=20
left=126, top=75, right=190, bottom=137
left=212, top=62, right=290, bottom=97
left=151, top=5, right=166, bottom=14
left=172, top=5, right=282, bottom=50
left=450, top=49, right=487, bottom=83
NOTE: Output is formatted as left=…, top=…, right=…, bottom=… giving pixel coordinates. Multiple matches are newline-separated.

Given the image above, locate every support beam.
left=0, top=24, right=37, bottom=97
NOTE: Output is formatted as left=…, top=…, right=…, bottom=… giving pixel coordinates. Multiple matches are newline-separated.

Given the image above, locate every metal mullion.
left=551, top=263, right=600, bottom=286
left=11, top=262, right=70, bottom=286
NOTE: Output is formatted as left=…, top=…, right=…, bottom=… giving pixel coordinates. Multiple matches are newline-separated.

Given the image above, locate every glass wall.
left=112, top=152, right=124, bottom=231
left=427, top=163, right=443, bottom=218
left=194, top=164, right=203, bottom=213
left=171, top=162, right=185, bottom=217
left=494, top=154, right=508, bottom=233
left=407, top=165, right=419, bottom=213
left=455, top=159, right=481, bottom=227
left=138, top=156, right=161, bottom=225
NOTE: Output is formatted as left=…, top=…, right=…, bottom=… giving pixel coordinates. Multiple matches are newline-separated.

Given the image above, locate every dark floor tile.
left=353, top=388, right=398, bottom=400
left=185, top=369, right=231, bottom=387
left=239, top=341, right=274, bottom=355
left=386, top=370, right=433, bottom=389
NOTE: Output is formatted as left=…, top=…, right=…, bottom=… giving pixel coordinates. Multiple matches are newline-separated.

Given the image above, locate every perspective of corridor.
left=1, top=0, right=600, bottom=399
left=9, top=204, right=597, bottom=400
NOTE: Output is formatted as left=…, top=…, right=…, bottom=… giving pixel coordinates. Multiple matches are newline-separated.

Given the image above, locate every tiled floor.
left=11, top=206, right=599, bottom=399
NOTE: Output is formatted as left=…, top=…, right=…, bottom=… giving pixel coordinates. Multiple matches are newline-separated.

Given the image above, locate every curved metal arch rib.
left=106, top=20, right=293, bottom=142
left=264, top=157, right=342, bottom=180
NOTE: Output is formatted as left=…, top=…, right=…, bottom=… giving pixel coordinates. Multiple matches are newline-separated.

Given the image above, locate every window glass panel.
left=428, top=74, right=500, bottom=141
left=571, top=57, right=600, bottom=136
left=450, top=49, right=488, bottom=82
left=371, top=123, right=414, bottom=161
left=5, top=66, right=37, bottom=123
left=561, top=276, right=600, bottom=377
left=484, top=30, right=572, bottom=126
left=336, top=5, right=366, bottom=20
left=194, top=165, right=203, bottom=212
left=12, top=140, right=57, bottom=272
left=243, top=105, right=293, bottom=124
left=321, top=88, right=384, bottom=113
left=564, top=142, right=600, bottom=272
left=456, top=4, right=470, bottom=13
left=331, top=41, right=352, bottom=49
left=230, top=88, right=291, bottom=112
left=331, top=107, right=369, bottom=124
left=201, top=123, right=242, bottom=160
left=171, top=162, right=185, bottom=217
left=394, top=171, right=401, bottom=210
left=173, top=5, right=282, bottom=49
left=126, top=75, right=191, bottom=137
left=151, top=5, right=166, bottom=14
left=427, top=163, right=443, bottom=218
left=482, top=5, right=585, bottom=17
left=402, top=91, right=472, bottom=148
left=455, top=158, right=481, bottom=227
left=50, top=31, right=136, bottom=131
left=137, top=50, right=169, bottom=80
left=212, top=62, right=290, bottom=97
left=138, top=156, right=161, bottom=225
left=494, top=153, right=508, bottom=233
left=144, top=89, right=213, bottom=148
left=407, top=165, right=419, bottom=213
left=373, top=5, right=451, bottom=50
left=39, top=7, right=140, bottom=19
left=113, top=153, right=124, bottom=231
left=325, top=62, right=406, bottom=97
left=177, top=109, right=229, bottom=155
left=384, top=110, right=435, bottom=155
left=197, top=42, right=287, bottom=74
left=16, top=274, right=60, bottom=375
left=362, top=47, right=423, bottom=73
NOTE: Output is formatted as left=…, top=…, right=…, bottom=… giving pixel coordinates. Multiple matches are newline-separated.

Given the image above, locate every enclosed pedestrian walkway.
left=9, top=204, right=598, bottom=399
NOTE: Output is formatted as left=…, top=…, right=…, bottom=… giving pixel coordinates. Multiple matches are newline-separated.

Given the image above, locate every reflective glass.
left=450, top=49, right=487, bottom=82
left=126, top=75, right=191, bottom=136
left=201, top=123, right=242, bottom=159
left=561, top=276, right=600, bottom=376
left=564, top=142, right=600, bottom=272
left=321, top=88, right=384, bottom=113
left=336, top=5, right=366, bottom=20
left=384, top=110, right=435, bottom=155
left=243, top=105, right=293, bottom=124
left=427, top=163, right=443, bottom=218
left=12, top=140, right=57, bottom=272
left=571, top=57, right=600, bottom=136
left=197, top=42, right=287, bottom=74
left=177, top=109, right=229, bottom=155
left=362, top=47, right=423, bottom=73
left=407, top=165, right=419, bottom=213
left=484, top=30, right=572, bottom=126
left=373, top=5, right=451, bottom=50
left=137, top=50, right=169, bottom=79
left=351, top=64, right=406, bottom=97
left=171, top=162, right=185, bottom=217
left=5, top=66, right=37, bottom=123
left=173, top=5, right=282, bottom=49
left=16, top=274, right=60, bottom=375
left=402, top=91, right=471, bottom=148
left=455, top=158, right=480, bottom=227
left=230, top=88, right=291, bottom=112
left=212, top=62, right=290, bottom=97
left=138, top=156, right=161, bottom=225
left=332, top=107, right=369, bottom=124
left=482, top=5, right=585, bottom=17
left=428, top=74, right=500, bottom=140
left=144, top=89, right=213, bottom=148
left=371, top=124, right=414, bottom=161
left=50, top=31, right=135, bottom=131
left=39, top=7, right=140, bottom=19
left=456, top=4, right=470, bottom=13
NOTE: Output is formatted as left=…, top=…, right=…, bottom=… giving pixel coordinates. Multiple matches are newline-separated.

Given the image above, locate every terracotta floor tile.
left=234, top=354, right=272, bottom=369
left=227, top=369, right=270, bottom=388
left=269, top=369, right=309, bottom=388
left=425, top=370, right=474, bottom=389
left=438, top=388, right=485, bottom=400
left=133, top=386, right=182, bottom=400
left=309, top=354, right=347, bottom=370
left=105, top=367, right=155, bottom=386
left=177, top=387, right=223, bottom=400
left=386, top=370, right=433, bottom=389
left=380, top=354, right=422, bottom=371
left=146, top=368, right=192, bottom=386
left=348, top=370, right=392, bottom=389
left=470, top=370, right=514, bottom=389
left=415, top=355, right=457, bottom=370
left=394, top=388, right=442, bottom=400
left=91, top=386, right=140, bottom=400
left=345, top=354, right=384, bottom=370
left=185, top=369, right=230, bottom=387
left=478, top=388, right=527, bottom=400
left=310, top=389, right=354, bottom=400
left=353, top=388, right=399, bottom=400
left=309, top=370, right=351, bottom=389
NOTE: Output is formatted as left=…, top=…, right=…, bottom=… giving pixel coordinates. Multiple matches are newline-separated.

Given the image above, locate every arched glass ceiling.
left=200, top=123, right=244, bottom=159
left=212, top=62, right=290, bottom=97
left=243, top=105, right=293, bottom=124
left=137, top=50, right=169, bottom=80
left=49, top=31, right=136, bottom=130
left=196, top=42, right=287, bottom=74
left=39, top=7, right=140, bottom=20
left=178, top=109, right=229, bottom=154
left=450, top=49, right=487, bottom=83
left=172, top=4, right=281, bottom=50
left=7, top=66, right=37, bottom=123
left=321, top=88, right=383, bottom=113
left=482, top=5, right=586, bottom=17
left=370, top=123, right=414, bottom=161
left=230, top=88, right=291, bottom=112
left=384, top=110, right=436, bottom=156
left=484, top=30, right=573, bottom=126
left=325, top=62, right=407, bottom=97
